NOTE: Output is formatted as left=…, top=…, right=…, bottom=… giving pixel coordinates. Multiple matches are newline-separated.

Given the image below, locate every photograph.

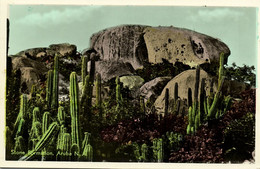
left=1, top=1, right=258, bottom=167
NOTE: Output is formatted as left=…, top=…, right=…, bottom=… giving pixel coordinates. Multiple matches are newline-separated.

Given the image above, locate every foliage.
left=225, top=62, right=256, bottom=86
left=136, top=59, right=190, bottom=82
left=223, top=113, right=255, bottom=162
left=169, top=89, right=255, bottom=163
left=5, top=48, right=256, bottom=162
left=101, top=113, right=187, bottom=145
left=169, top=125, right=224, bottom=163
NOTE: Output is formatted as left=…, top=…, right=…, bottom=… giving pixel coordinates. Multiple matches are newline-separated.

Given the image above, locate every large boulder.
left=12, top=57, right=48, bottom=92
left=90, top=25, right=230, bottom=70
left=119, top=75, right=145, bottom=98
left=95, top=60, right=135, bottom=82
left=143, top=26, right=230, bottom=67
left=154, top=69, right=217, bottom=114
left=140, top=76, right=172, bottom=103
left=120, top=75, right=145, bottom=91
left=90, top=25, right=150, bottom=69
left=48, top=43, right=77, bottom=57
left=16, top=43, right=78, bottom=62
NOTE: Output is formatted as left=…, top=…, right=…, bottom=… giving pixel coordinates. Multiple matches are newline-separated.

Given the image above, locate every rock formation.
left=16, top=43, right=78, bottom=63
left=90, top=25, right=230, bottom=70
left=140, top=77, right=172, bottom=103
left=144, top=27, right=230, bottom=67
left=12, top=57, right=48, bottom=92
left=154, top=69, right=217, bottom=114
left=90, top=25, right=149, bottom=69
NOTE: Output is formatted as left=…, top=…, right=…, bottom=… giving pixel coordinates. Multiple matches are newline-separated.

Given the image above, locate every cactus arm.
left=141, top=143, right=148, bottom=162
left=95, top=73, right=102, bottom=108
left=218, top=52, right=225, bottom=90
left=51, top=55, right=59, bottom=110
left=19, top=122, right=59, bottom=161
left=46, top=70, right=53, bottom=108
left=42, top=112, right=50, bottom=134
left=165, top=88, right=169, bottom=115
left=14, top=94, right=27, bottom=131
left=81, top=55, right=88, bottom=85
left=57, top=106, right=65, bottom=125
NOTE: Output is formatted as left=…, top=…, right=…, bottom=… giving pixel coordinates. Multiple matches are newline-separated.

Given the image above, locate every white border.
left=0, top=0, right=259, bottom=168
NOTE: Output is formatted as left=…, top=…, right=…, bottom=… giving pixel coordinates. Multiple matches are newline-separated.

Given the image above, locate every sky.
left=8, top=5, right=258, bottom=67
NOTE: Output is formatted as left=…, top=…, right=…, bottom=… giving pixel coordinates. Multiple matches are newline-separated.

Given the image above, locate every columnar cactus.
left=116, top=76, right=122, bottom=111
left=51, top=55, right=59, bottom=110
left=165, top=88, right=169, bottom=115
left=14, top=94, right=27, bottom=132
left=70, top=72, right=80, bottom=155
left=140, top=95, right=146, bottom=114
left=41, top=112, right=50, bottom=161
left=199, top=78, right=206, bottom=122
left=5, top=126, right=12, bottom=159
left=46, top=70, right=53, bottom=109
left=95, top=73, right=102, bottom=108
left=157, top=138, right=163, bottom=162
left=188, top=88, right=192, bottom=108
left=152, top=138, right=158, bottom=161
left=57, top=106, right=65, bottom=125
left=81, top=132, right=93, bottom=161
left=29, top=107, right=42, bottom=150
left=174, top=83, right=178, bottom=101
left=7, top=18, right=9, bottom=55
left=82, top=144, right=93, bottom=161
left=30, top=84, right=36, bottom=99
left=132, top=143, right=141, bottom=161
left=206, top=52, right=230, bottom=119
left=82, top=132, right=91, bottom=149
left=61, top=133, right=71, bottom=160
left=14, top=136, right=25, bottom=153
left=56, top=125, right=65, bottom=153
left=32, top=107, right=40, bottom=124
left=16, top=118, right=25, bottom=137
left=152, top=138, right=164, bottom=162
left=19, top=122, right=60, bottom=161
left=81, top=55, right=89, bottom=85
left=81, top=75, right=92, bottom=120
left=89, top=53, right=96, bottom=84
left=140, top=143, right=148, bottom=162
left=187, top=66, right=201, bottom=135
left=42, top=112, right=50, bottom=134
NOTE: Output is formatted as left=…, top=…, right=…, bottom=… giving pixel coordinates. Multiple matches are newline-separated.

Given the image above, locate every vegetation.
left=5, top=51, right=255, bottom=163
left=225, top=62, right=256, bottom=86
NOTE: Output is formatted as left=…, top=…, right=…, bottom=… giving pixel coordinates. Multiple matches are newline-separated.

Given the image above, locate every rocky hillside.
left=8, top=25, right=248, bottom=112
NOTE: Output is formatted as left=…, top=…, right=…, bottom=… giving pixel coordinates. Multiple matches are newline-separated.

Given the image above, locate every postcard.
left=0, top=0, right=259, bottom=168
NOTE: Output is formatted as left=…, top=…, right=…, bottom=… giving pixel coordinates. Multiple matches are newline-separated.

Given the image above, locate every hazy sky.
left=9, top=5, right=258, bottom=67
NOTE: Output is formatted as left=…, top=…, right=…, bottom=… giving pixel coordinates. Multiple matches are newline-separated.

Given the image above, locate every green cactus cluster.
left=187, top=52, right=232, bottom=135
left=152, top=138, right=164, bottom=162
left=166, top=132, right=183, bottom=151
left=186, top=66, right=202, bottom=135
left=8, top=52, right=100, bottom=161
left=132, top=142, right=149, bottom=162
left=81, top=132, right=93, bottom=161
left=6, top=48, right=235, bottom=162
left=205, top=52, right=232, bottom=120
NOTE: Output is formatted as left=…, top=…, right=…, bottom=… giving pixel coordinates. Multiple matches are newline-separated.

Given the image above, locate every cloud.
left=189, top=8, right=244, bottom=22
left=16, top=6, right=100, bottom=28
